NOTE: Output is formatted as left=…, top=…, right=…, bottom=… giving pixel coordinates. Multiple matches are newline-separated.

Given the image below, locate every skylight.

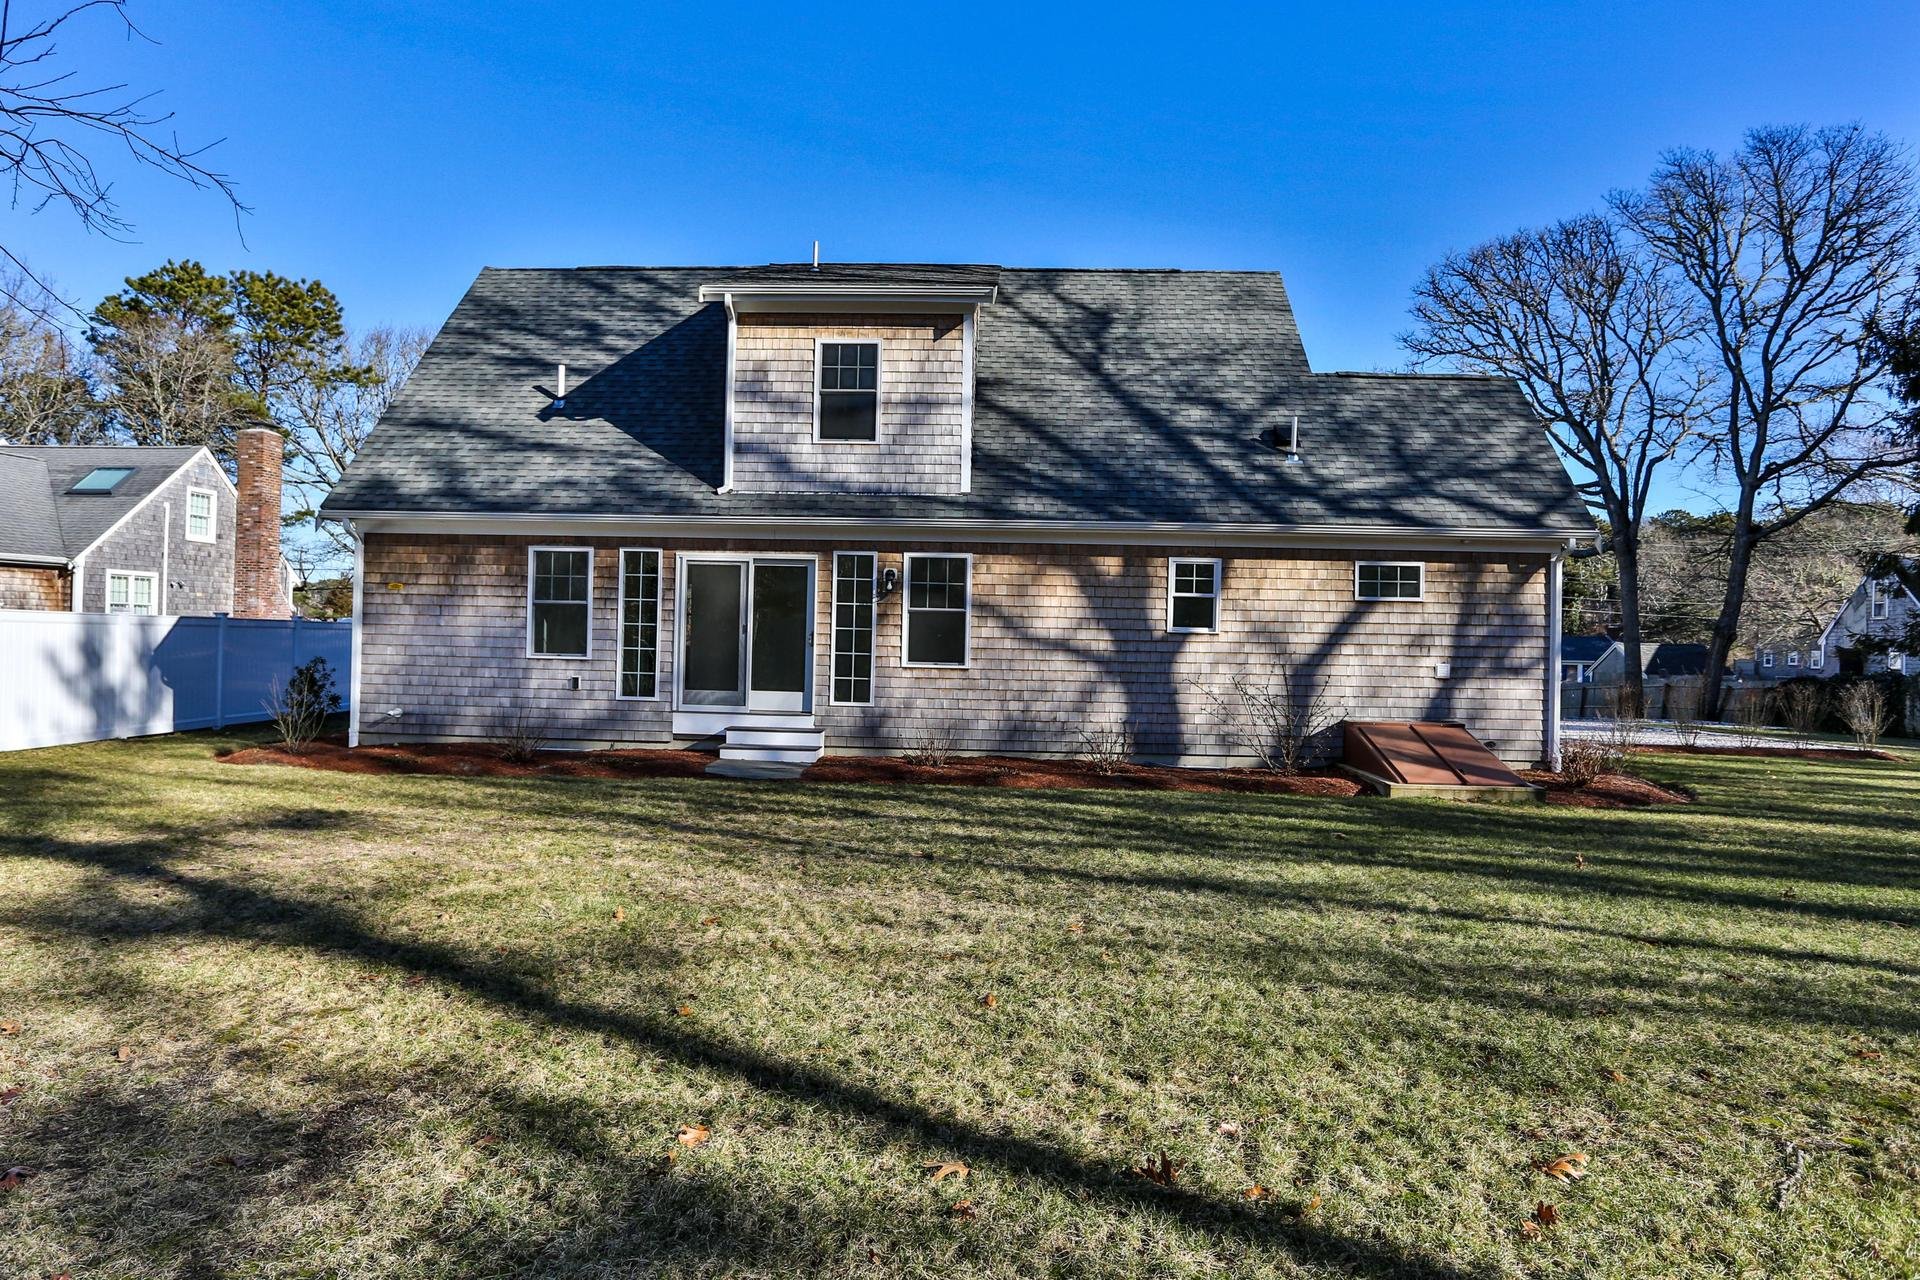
left=68, top=467, right=135, bottom=494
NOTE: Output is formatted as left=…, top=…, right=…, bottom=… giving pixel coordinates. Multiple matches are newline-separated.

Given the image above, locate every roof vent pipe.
left=555, top=363, right=567, bottom=408
left=811, top=239, right=820, bottom=272
left=1275, top=414, right=1302, bottom=463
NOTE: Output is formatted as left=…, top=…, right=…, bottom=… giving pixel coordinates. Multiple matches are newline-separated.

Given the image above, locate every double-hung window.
left=1787, top=651, right=1801, bottom=667
left=1871, top=581, right=1890, bottom=620
left=1168, top=558, right=1221, bottom=632
left=617, top=549, right=661, bottom=697
left=904, top=553, right=969, bottom=667
left=106, top=570, right=157, bottom=615
left=185, top=488, right=216, bottom=542
left=1355, top=561, right=1424, bottom=601
left=528, top=547, right=592, bottom=658
left=1762, top=651, right=1775, bottom=668
left=832, top=552, right=877, bottom=704
left=817, top=341, right=879, bottom=441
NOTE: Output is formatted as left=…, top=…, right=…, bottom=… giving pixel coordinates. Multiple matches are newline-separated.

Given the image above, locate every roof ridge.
left=1319, top=370, right=1509, bottom=382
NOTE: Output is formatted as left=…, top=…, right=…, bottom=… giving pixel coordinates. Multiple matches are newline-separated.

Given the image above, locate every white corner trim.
left=1546, top=553, right=1563, bottom=769
left=720, top=292, right=737, bottom=493
left=960, top=310, right=975, bottom=493
left=349, top=527, right=364, bottom=747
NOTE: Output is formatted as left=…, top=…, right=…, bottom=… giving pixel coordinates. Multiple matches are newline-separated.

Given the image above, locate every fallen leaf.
left=1601, top=1068, right=1627, bottom=1083
left=1851, top=1048, right=1884, bottom=1060
left=0, top=1165, right=34, bottom=1191
left=1286, top=1192, right=1322, bottom=1217
left=1132, top=1152, right=1179, bottom=1186
left=1533, top=1201, right=1560, bottom=1227
left=1539, top=1152, right=1590, bottom=1183
left=676, top=1123, right=711, bottom=1148
left=700, top=915, right=720, bottom=927
left=1065, top=922, right=1086, bottom=934
left=473, top=1134, right=499, bottom=1148
left=1573, top=854, right=1587, bottom=869
left=1242, top=1184, right=1271, bottom=1200
left=1518, top=1219, right=1541, bottom=1240
left=614, top=906, right=626, bottom=922
left=950, top=1198, right=978, bottom=1218
left=979, top=993, right=997, bottom=1009
left=924, top=1160, right=969, bottom=1184
left=675, top=1004, right=693, bottom=1017
left=0, top=1086, right=22, bottom=1106
left=114, top=1044, right=133, bottom=1063
left=404, top=974, right=426, bottom=987
left=1217, top=1121, right=1243, bottom=1137
left=0, top=1020, right=19, bottom=1035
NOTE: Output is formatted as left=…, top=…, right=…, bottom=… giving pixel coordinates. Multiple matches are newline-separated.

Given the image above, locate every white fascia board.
left=700, top=285, right=997, bottom=312
left=336, top=510, right=1588, bottom=554
left=0, top=552, right=71, bottom=567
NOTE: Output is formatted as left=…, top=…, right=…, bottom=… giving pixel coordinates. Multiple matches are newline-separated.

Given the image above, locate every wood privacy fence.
left=0, top=610, right=352, bottom=752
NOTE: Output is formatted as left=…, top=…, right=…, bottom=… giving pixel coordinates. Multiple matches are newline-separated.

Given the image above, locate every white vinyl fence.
left=0, top=610, right=352, bottom=752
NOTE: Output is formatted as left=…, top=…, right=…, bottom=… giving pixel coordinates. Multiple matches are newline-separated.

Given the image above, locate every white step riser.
left=719, top=745, right=822, bottom=765
left=724, top=729, right=826, bottom=750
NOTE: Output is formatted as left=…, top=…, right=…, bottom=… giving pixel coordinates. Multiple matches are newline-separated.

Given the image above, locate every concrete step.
left=717, top=744, right=821, bottom=765
left=723, top=726, right=826, bottom=751
left=706, top=758, right=808, bottom=781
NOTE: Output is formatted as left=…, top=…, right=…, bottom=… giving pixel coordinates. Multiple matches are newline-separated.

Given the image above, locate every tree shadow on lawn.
left=0, top=823, right=1488, bottom=1280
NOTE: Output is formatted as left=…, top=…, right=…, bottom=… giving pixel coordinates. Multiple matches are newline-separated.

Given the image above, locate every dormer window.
left=816, top=341, right=879, bottom=442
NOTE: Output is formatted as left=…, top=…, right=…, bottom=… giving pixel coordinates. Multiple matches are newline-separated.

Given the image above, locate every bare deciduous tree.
left=0, top=2, right=244, bottom=318
left=283, top=325, right=431, bottom=561
left=1404, top=213, right=1704, bottom=717
left=1615, top=124, right=1920, bottom=716
left=0, top=268, right=101, bottom=442
left=92, top=310, right=239, bottom=450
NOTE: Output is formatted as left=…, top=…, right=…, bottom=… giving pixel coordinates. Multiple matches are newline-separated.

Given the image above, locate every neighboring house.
left=1559, top=634, right=1618, bottom=684
left=0, top=431, right=292, bottom=617
left=321, top=263, right=1595, bottom=768
left=1748, top=559, right=1920, bottom=679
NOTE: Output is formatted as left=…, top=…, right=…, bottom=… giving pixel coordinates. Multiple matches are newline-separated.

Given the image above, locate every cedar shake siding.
left=731, top=313, right=967, bottom=494
left=357, top=533, right=1552, bottom=765
left=0, top=564, right=67, bottom=610
left=76, top=451, right=236, bottom=615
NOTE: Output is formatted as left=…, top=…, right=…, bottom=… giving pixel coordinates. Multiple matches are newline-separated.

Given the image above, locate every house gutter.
left=322, top=509, right=1596, bottom=553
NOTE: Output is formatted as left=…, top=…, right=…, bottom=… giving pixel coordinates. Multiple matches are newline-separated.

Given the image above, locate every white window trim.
left=1890, top=651, right=1907, bottom=673
left=1166, top=556, right=1222, bottom=633
left=901, top=551, right=972, bottom=669
left=614, top=547, right=664, bottom=700
left=184, top=486, right=217, bottom=543
left=1354, top=560, right=1426, bottom=602
left=1870, top=581, right=1890, bottom=620
left=105, top=568, right=159, bottom=616
left=812, top=337, right=884, bottom=445
left=1787, top=651, right=1801, bottom=667
left=1762, top=651, right=1775, bottom=668
left=1811, top=647, right=1824, bottom=669
left=525, top=545, right=594, bottom=660
left=829, top=551, right=879, bottom=706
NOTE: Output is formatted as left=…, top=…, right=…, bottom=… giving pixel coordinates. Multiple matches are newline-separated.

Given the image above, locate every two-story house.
left=1753, top=559, right=1919, bottom=679
left=320, top=263, right=1595, bottom=770
left=0, top=432, right=291, bottom=617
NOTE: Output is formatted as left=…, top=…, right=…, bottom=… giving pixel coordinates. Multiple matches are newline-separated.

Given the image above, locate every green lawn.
left=2, top=732, right=1917, bottom=1279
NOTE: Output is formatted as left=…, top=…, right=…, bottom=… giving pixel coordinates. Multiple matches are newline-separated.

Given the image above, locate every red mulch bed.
left=219, top=738, right=1364, bottom=795
left=802, top=753, right=1366, bottom=795
left=219, top=739, right=714, bottom=780
left=1520, top=769, right=1694, bottom=808
left=1634, top=743, right=1898, bottom=762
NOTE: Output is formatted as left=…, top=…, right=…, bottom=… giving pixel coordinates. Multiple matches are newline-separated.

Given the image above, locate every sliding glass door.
left=677, top=556, right=815, bottom=712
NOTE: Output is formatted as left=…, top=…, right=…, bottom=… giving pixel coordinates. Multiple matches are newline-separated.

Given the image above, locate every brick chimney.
left=233, top=426, right=287, bottom=619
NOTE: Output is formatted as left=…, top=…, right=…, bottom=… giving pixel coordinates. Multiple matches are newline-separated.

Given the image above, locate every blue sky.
left=14, top=1, right=1920, bottom=507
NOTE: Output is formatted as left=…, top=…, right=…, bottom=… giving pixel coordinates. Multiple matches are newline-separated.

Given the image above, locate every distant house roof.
left=0, top=445, right=211, bottom=564
left=1560, top=634, right=1617, bottom=664
left=322, top=263, right=1595, bottom=538
left=1644, top=643, right=1712, bottom=678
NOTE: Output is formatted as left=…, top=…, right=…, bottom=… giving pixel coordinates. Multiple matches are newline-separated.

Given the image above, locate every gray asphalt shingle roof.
left=322, top=264, right=1593, bottom=535
left=0, top=445, right=206, bottom=561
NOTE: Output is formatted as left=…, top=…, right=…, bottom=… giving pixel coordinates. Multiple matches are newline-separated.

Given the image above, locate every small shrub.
left=1189, top=663, right=1344, bottom=773
left=901, top=731, right=958, bottom=767
left=496, top=707, right=550, bottom=763
left=1776, top=682, right=1826, bottom=735
left=265, top=657, right=342, bottom=752
left=1557, top=738, right=1622, bottom=788
left=1732, top=688, right=1775, bottom=746
left=1076, top=720, right=1135, bottom=774
left=1837, top=682, right=1893, bottom=750
left=1664, top=679, right=1704, bottom=748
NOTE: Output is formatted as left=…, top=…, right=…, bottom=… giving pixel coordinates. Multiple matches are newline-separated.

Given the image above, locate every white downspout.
left=70, top=554, right=85, bottom=612
left=348, top=524, right=365, bottom=748
left=1546, top=549, right=1565, bottom=769
left=719, top=292, right=737, bottom=493
left=160, top=501, right=172, bottom=615
left=960, top=309, right=976, bottom=493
